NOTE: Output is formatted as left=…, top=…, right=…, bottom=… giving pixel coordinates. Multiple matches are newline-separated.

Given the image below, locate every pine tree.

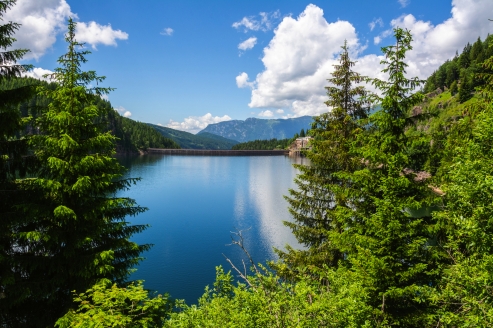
left=347, top=28, right=444, bottom=326
left=459, top=69, right=473, bottom=103
left=3, top=18, right=149, bottom=327
left=275, top=40, right=370, bottom=277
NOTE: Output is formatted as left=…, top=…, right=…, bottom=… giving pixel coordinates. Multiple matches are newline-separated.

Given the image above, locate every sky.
left=7, top=0, right=493, bottom=133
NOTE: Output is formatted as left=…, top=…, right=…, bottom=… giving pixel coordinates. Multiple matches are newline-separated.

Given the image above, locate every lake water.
left=117, top=154, right=306, bottom=304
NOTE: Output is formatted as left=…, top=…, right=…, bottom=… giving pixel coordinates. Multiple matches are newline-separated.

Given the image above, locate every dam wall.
left=147, top=148, right=289, bottom=156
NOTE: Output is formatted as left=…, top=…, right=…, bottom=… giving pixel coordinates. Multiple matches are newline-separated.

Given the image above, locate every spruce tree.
left=275, top=41, right=370, bottom=277
left=4, top=18, right=149, bottom=327
left=347, top=28, right=444, bottom=326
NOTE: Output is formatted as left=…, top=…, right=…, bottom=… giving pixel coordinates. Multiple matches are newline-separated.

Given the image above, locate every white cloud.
left=245, top=4, right=361, bottom=117
left=4, top=0, right=74, bottom=60
left=276, top=109, right=284, bottom=114
left=369, top=18, right=384, bottom=31
left=115, top=106, right=132, bottom=118
left=4, top=0, right=128, bottom=59
left=258, top=110, right=274, bottom=117
left=374, top=29, right=392, bottom=45
left=238, top=37, right=257, bottom=51
left=236, top=72, right=255, bottom=88
left=398, top=0, right=410, bottom=7
left=75, top=21, right=128, bottom=49
left=238, top=1, right=493, bottom=117
left=388, top=0, right=493, bottom=79
left=232, top=10, right=281, bottom=32
left=160, top=27, right=174, bottom=36
left=166, top=113, right=232, bottom=134
left=22, top=67, right=54, bottom=81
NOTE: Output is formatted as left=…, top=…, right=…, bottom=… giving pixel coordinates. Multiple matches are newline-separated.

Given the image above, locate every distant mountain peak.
left=198, top=116, right=313, bottom=142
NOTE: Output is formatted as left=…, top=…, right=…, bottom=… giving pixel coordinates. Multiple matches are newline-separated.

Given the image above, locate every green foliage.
left=108, top=111, right=180, bottom=152
left=163, top=266, right=373, bottom=328
left=344, top=28, right=444, bottom=326
left=56, top=280, right=172, bottom=328
left=0, top=1, right=40, bottom=326
left=2, top=19, right=149, bottom=327
left=274, top=40, right=370, bottom=277
left=430, top=51, right=493, bottom=325
left=232, top=138, right=292, bottom=150
left=150, top=124, right=238, bottom=149
left=423, top=34, right=493, bottom=96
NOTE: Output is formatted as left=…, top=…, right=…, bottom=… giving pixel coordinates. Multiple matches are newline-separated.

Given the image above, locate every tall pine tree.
left=275, top=41, right=370, bottom=277
left=347, top=28, right=445, bottom=326
left=3, top=18, right=149, bottom=327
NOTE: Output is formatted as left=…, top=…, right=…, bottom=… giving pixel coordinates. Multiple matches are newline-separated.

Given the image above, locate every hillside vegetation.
left=0, top=77, right=180, bottom=153
left=149, top=123, right=239, bottom=149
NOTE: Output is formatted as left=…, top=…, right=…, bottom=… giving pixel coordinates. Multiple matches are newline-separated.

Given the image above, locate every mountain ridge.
left=197, top=116, right=313, bottom=142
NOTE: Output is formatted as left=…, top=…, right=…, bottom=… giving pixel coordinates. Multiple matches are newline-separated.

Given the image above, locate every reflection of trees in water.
left=116, top=154, right=169, bottom=169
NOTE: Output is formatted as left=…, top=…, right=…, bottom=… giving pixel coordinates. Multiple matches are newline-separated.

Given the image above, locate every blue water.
left=117, top=154, right=306, bottom=304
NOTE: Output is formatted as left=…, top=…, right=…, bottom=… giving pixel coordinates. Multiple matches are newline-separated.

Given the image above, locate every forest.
left=0, top=76, right=180, bottom=153
left=231, top=129, right=308, bottom=150
left=2, top=0, right=493, bottom=326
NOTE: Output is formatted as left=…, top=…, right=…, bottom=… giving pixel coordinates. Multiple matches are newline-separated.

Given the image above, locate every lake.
left=117, top=154, right=306, bottom=304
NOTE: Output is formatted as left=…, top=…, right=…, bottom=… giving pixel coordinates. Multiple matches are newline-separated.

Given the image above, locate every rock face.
left=197, top=116, right=314, bottom=142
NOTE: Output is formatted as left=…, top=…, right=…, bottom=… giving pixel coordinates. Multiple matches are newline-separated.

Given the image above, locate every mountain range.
left=197, top=116, right=313, bottom=142
left=148, top=124, right=239, bottom=149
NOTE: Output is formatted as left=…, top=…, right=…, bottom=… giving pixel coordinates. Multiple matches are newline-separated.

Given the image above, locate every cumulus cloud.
left=276, top=109, right=284, bottom=114
left=258, top=110, right=274, bottom=117
left=160, top=27, right=174, bottom=36
left=22, top=67, right=54, bottom=81
left=369, top=18, right=384, bottom=31
left=115, top=106, right=132, bottom=118
left=246, top=4, right=361, bottom=117
left=238, top=1, right=493, bottom=117
left=398, top=0, right=410, bottom=7
left=238, top=37, right=257, bottom=51
left=236, top=72, right=255, bottom=88
left=4, top=0, right=128, bottom=59
left=166, top=113, right=232, bottom=134
left=75, top=21, right=128, bottom=49
left=4, top=0, right=74, bottom=60
left=388, top=0, right=493, bottom=79
left=232, top=10, right=281, bottom=32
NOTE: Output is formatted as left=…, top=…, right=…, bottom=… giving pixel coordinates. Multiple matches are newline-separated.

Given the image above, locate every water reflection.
left=117, top=154, right=304, bottom=304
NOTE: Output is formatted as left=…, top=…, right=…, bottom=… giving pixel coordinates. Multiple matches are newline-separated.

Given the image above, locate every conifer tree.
left=347, top=28, right=444, bottom=326
left=275, top=41, right=370, bottom=277
left=4, top=18, right=149, bottom=327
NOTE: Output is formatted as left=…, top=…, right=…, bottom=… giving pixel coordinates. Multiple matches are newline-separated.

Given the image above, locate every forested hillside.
left=231, top=129, right=308, bottom=150
left=149, top=123, right=239, bottom=149
left=0, top=77, right=180, bottom=152
left=424, top=34, right=493, bottom=102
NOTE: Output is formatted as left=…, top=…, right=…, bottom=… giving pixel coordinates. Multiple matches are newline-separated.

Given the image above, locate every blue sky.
left=8, top=0, right=493, bottom=133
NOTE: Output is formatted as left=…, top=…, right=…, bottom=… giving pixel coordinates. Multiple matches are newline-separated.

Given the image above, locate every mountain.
left=197, top=116, right=313, bottom=142
left=148, top=124, right=239, bottom=149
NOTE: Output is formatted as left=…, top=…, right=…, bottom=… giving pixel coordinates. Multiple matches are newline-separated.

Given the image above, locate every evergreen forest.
left=3, top=0, right=493, bottom=326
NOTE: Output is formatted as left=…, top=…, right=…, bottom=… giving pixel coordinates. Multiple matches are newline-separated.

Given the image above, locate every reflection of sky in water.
left=117, top=155, right=306, bottom=304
